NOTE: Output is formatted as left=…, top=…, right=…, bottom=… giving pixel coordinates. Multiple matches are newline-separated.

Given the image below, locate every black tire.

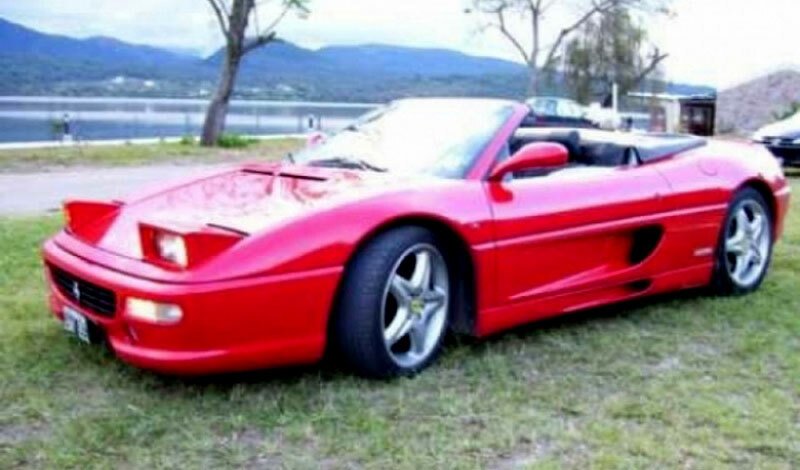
left=710, top=187, right=774, bottom=296
left=332, top=227, right=451, bottom=379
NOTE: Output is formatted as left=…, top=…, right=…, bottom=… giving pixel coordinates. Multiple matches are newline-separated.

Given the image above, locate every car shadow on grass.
left=120, top=287, right=710, bottom=390
left=472, top=288, right=708, bottom=345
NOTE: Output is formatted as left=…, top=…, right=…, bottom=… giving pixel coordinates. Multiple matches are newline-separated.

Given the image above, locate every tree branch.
left=598, top=49, right=668, bottom=106
left=540, top=0, right=560, bottom=13
left=630, top=49, right=669, bottom=89
left=206, top=0, right=230, bottom=37
left=242, top=1, right=295, bottom=54
left=527, top=0, right=540, bottom=62
left=495, top=6, right=531, bottom=64
left=542, top=0, right=615, bottom=69
left=260, top=3, right=292, bottom=37
left=242, top=31, right=277, bottom=53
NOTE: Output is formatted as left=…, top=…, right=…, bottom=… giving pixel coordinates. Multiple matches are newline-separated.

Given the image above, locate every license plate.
left=63, top=306, right=91, bottom=343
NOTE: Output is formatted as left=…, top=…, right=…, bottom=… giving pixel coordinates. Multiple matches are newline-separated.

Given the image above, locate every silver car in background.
left=753, top=110, right=800, bottom=166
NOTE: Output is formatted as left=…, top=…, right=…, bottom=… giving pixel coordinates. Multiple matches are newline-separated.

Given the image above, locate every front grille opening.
left=49, top=265, right=117, bottom=317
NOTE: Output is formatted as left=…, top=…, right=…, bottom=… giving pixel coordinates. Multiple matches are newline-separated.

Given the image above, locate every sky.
left=1, top=0, right=798, bottom=89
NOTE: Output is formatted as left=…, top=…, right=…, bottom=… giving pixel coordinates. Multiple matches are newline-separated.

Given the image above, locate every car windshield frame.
left=292, top=100, right=516, bottom=179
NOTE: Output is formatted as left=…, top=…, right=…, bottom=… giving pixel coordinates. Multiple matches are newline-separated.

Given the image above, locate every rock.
left=716, top=69, right=800, bottom=134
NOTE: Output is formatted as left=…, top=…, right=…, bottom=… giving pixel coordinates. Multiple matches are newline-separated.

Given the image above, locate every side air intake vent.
left=629, top=226, right=664, bottom=265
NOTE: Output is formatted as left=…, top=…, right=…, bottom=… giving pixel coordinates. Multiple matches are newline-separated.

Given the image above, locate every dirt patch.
left=0, top=422, right=50, bottom=446
left=490, top=437, right=556, bottom=470
left=649, top=356, right=682, bottom=374
left=221, top=427, right=356, bottom=469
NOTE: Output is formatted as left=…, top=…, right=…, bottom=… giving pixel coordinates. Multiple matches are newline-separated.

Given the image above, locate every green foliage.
left=563, top=6, right=665, bottom=104
left=0, top=138, right=301, bottom=172
left=773, top=101, right=800, bottom=121
left=178, top=135, right=196, bottom=146
left=215, top=133, right=258, bottom=148
left=48, top=119, right=66, bottom=138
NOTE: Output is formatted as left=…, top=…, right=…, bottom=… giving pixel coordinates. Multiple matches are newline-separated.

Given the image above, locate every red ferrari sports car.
left=42, top=98, right=790, bottom=378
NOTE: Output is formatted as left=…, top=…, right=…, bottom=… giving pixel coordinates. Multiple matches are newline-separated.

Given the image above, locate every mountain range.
left=0, top=17, right=715, bottom=102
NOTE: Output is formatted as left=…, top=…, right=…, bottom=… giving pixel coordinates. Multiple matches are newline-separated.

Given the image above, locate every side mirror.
left=489, top=142, right=568, bottom=181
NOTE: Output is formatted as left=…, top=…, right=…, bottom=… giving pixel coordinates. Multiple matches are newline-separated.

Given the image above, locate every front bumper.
left=43, top=237, right=342, bottom=375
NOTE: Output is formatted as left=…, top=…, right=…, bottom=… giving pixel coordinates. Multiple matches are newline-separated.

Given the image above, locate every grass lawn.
left=1, top=184, right=799, bottom=469
left=0, top=138, right=302, bottom=173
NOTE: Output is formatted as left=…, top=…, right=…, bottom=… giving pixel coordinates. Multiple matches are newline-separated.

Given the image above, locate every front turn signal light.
left=126, top=298, right=183, bottom=325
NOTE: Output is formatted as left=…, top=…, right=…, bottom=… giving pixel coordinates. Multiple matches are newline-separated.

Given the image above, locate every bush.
left=179, top=135, right=196, bottom=146
left=216, top=133, right=257, bottom=148
left=773, top=101, right=800, bottom=121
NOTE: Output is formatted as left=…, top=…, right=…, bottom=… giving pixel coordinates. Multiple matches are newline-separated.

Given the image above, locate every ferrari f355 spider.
left=43, top=99, right=790, bottom=378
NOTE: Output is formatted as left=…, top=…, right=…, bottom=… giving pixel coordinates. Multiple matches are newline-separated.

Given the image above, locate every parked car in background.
left=753, top=111, right=800, bottom=166
left=525, top=97, right=599, bottom=128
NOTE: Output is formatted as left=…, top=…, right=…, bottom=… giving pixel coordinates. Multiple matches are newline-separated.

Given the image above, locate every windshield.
left=292, top=100, right=515, bottom=178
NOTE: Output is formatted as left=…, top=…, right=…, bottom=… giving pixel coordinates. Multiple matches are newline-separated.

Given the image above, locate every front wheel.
left=711, top=187, right=774, bottom=295
left=332, top=227, right=451, bottom=379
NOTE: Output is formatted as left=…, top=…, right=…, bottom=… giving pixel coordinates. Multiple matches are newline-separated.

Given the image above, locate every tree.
left=563, top=6, right=668, bottom=105
left=773, top=101, right=800, bottom=121
left=468, top=0, right=669, bottom=97
left=201, top=0, right=309, bottom=146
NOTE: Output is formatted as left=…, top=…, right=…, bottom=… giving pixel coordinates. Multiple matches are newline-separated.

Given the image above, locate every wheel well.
left=740, top=179, right=777, bottom=229
left=335, top=217, right=478, bottom=337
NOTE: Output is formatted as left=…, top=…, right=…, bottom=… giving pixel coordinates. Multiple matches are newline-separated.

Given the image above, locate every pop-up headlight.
left=154, top=231, right=188, bottom=267
left=139, top=222, right=243, bottom=269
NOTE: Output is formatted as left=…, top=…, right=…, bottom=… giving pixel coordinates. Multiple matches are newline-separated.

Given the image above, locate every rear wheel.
left=332, top=227, right=451, bottom=379
left=711, top=188, right=773, bottom=295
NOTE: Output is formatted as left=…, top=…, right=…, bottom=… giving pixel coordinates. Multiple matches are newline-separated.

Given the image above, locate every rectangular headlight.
left=126, top=298, right=183, bottom=324
left=154, top=232, right=188, bottom=267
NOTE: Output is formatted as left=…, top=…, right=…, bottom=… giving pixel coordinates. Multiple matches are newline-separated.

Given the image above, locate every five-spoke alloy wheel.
left=333, top=227, right=453, bottom=378
left=382, top=244, right=449, bottom=369
left=713, top=188, right=774, bottom=294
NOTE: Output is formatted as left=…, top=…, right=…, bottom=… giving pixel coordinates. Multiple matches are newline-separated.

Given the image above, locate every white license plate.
left=63, top=306, right=91, bottom=343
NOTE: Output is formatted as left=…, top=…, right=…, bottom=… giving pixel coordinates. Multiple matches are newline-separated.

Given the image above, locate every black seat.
left=512, top=130, right=581, bottom=163
left=579, top=142, right=628, bottom=166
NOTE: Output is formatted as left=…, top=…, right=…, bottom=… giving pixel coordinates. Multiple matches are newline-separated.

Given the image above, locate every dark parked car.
left=525, top=97, right=599, bottom=128
left=753, top=112, right=800, bottom=166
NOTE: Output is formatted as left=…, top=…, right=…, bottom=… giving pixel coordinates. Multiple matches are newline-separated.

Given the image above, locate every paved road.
left=0, top=164, right=222, bottom=215
left=0, top=133, right=302, bottom=150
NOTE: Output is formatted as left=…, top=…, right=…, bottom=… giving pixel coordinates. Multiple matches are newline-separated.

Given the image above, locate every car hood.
left=753, top=112, right=800, bottom=140
left=77, top=163, right=425, bottom=260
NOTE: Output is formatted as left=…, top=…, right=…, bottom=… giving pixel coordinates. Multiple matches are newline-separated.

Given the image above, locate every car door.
left=485, top=163, right=672, bottom=315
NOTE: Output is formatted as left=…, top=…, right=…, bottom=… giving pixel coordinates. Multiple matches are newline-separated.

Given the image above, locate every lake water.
left=0, top=97, right=378, bottom=143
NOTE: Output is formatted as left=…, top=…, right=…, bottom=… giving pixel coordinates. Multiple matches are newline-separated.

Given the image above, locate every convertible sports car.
left=42, top=98, right=790, bottom=379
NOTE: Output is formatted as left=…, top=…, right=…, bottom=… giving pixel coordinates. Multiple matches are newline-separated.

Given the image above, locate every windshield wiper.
left=309, top=156, right=387, bottom=172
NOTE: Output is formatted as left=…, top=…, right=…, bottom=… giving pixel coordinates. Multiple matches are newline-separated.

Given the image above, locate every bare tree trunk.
left=526, top=67, right=539, bottom=97
left=201, top=0, right=305, bottom=147
left=201, top=53, right=241, bottom=146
